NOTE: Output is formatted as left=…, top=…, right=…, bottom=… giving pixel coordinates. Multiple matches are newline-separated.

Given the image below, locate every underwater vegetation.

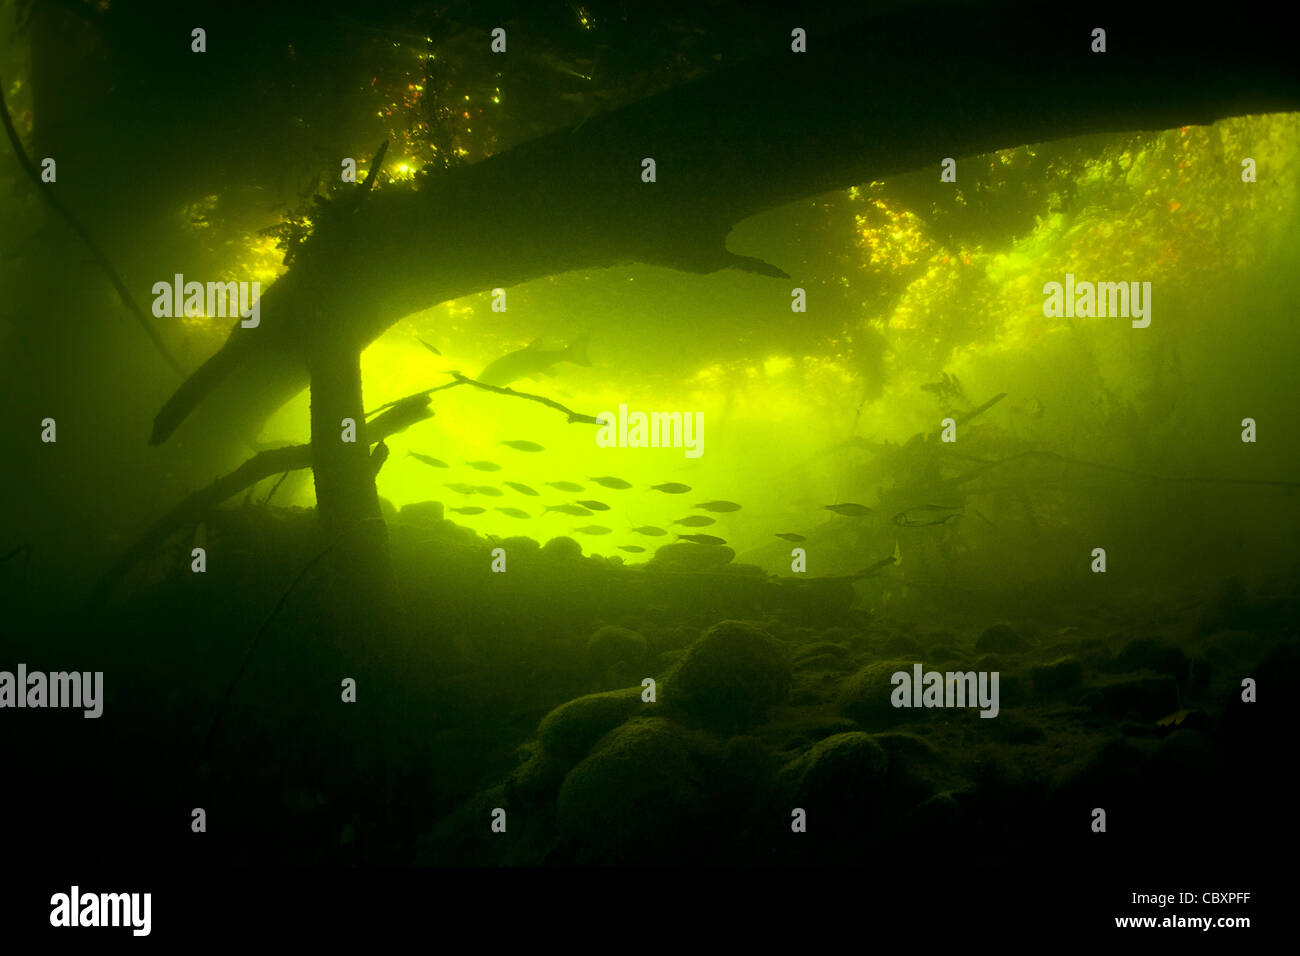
left=0, top=0, right=1298, bottom=934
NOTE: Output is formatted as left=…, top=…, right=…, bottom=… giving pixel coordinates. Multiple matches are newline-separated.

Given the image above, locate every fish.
left=576, top=500, right=610, bottom=511
left=474, top=485, right=504, bottom=496
left=892, top=504, right=964, bottom=527
left=504, top=481, right=540, bottom=496
left=417, top=337, right=442, bottom=356
left=650, top=482, right=692, bottom=494
left=824, top=503, right=873, bottom=516
left=573, top=525, right=612, bottom=535
left=545, top=481, right=585, bottom=492
left=476, top=334, right=591, bottom=387
left=407, top=451, right=449, bottom=468
left=676, top=533, right=727, bottom=546
left=589, top=476, right=632, bottom=489
left=449, top=506, right=486, bottom=515
left=443, top=482, right=478, bottom=495
left=617, top=545, right=647, bottom=553
left=674, top=515, right=716, bottom=527
left=464, top=460, right=502, bottom=472
left=694, top=500, right=742, bottom=512
left=496, top=507, right=532, bottom=519
left=774, top=533, right=807, bottom=542
left=545, top=504, right=593, bottom=516
left=631, top=525, right=668, bottom=536
left=500, top=440, right=545, bottom=452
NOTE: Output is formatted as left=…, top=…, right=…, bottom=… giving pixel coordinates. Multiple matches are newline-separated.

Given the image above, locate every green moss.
left=537, top=686, right=644, bottom=761
left=555, top=718, right=703, bottom=863
left=666, top=620, right=791, bottom=732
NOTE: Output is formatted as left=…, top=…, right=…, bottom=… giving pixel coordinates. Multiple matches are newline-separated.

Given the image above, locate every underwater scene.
left=1, top=0, right=1296, bottom=935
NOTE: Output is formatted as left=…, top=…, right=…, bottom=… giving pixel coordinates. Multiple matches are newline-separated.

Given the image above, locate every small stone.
left=398, top=500, right=445, bottom=524
left=975, top=622, right=1031, bottom=654
left=1081, top=673, right=1180, bottom=719
left=541, top=535, right=582, bottom=559
left=1030, top=656, right=1084, bottom=693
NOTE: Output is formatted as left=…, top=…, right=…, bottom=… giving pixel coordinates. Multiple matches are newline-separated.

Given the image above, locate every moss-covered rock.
left=555, top=718, right=703, bottom=863
left=537, top=686, right=644, bottom=761
left=541, top=535, right=582, bottom=559
left=504, top=750, right=569, bottom=805
left=1106, top=638, right=1188, bottom=683
left=501, top=535, right=540, bottom=555
left=1030, top=656, right=1084, bottom=693
left=779, top=732, right=890, bottom=818
left=881, top=633, right=923, bottom=656
left=1080, top=673, right=1180, bottom=719
left=901, top=790, right=964, bottom=835
left=586, top=625, right=647, bottom=670
left=667, top=620, right=791, bottom=731
left=399, top=500, right=445, bottom=524
left=873, top=731, right=954, bottom=807
left=648, top=541, right=736, bottom=569
left=837, top=659, right=914, bottom=726
left=976, top=622, right=1032, bottom=654
left=792, top=641, right=851, bottom=661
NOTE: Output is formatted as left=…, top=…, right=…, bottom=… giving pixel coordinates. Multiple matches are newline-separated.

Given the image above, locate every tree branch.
left=367, top=372, right=603, bottom=425
left=90, top=397, right=433, bottom=604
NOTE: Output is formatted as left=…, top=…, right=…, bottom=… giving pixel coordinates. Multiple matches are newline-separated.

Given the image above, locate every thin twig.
left=0, top=73, right=184, bottom=375
left=948, top=449, right=1300, bottom=489
left=191, top=543, right=334, bottom=778
left=90, top=398, right=432, bottom=604
left=955, top=391, right=1007, bottom=425
left=365, top=372, right=603, bottom=425
left=263, top=471, right=291, bottom=505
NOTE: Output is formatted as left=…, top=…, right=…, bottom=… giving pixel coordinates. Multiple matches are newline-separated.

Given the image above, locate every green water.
left=0, top=1, right=1296, bottom=896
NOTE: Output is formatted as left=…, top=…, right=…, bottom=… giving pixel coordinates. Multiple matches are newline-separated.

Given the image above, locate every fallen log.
left=150, top=2, right=1300, bottom=448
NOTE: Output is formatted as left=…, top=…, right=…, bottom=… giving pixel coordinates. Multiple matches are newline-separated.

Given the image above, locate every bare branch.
left=366, top=372, right=603, bottom=425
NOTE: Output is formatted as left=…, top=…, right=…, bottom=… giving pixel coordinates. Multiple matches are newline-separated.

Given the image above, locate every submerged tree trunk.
left=306, top=324, right=410, bottom=809
left=150, top=1, right=1300, bottom=451
left=307, top=324, right=397, bottom=640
